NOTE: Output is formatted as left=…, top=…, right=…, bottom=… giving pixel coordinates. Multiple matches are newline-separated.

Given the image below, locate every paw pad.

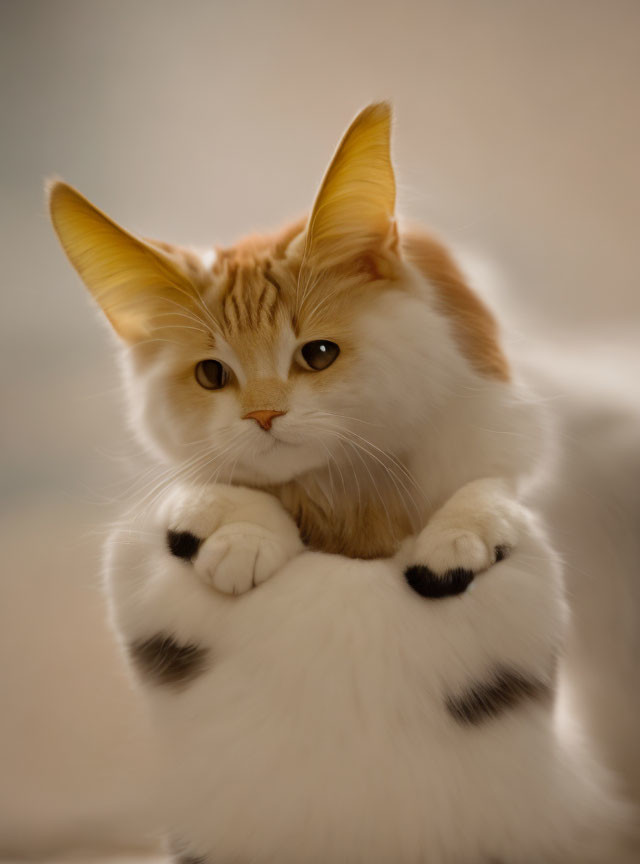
left=404, top=565, right=474, bottom=599
left=494, top=544, right=511, bottom=563
left=167, top=529, right=202, bottom=562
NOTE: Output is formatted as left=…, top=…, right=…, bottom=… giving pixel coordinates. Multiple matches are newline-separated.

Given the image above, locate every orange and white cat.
left=49, top=103, right=635, bottom=862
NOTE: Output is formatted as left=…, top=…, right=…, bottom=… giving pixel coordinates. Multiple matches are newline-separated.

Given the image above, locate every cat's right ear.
left=48, top=181, right=200, bottom=343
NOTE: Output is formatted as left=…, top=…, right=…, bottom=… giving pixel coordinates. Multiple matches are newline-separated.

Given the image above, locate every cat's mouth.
left=253, top=430, right=304, bottom=453
left=250, top=423, right=306, bottom=449
left=256, top=434, right=283, bottom=453
left=235, top=423, right=329, bottom=484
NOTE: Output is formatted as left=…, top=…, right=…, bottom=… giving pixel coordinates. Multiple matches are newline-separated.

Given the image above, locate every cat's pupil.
left=301, top=340, right=340, bottom=371
left=195, top=359, right=227, bottom=390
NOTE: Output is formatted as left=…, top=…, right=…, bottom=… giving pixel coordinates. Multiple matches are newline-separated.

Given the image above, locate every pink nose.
left=243, top=409, right=286, bottom=431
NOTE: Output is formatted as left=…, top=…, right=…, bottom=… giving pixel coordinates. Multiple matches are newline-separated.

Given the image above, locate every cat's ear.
left=48, top=181, right=200, bottom=342
left=304, top=102, right=398, bottom=273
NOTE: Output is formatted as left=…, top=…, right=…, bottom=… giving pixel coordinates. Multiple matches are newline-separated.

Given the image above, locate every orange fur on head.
left=48, top=103, right=510, bottom=558
left=404, top=229, right=510, bottom=382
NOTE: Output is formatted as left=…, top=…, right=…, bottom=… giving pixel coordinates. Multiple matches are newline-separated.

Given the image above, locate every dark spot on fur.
left=404, top=564, right=474, bottom=598
left=446, top=665, right=553, bottom=726
left=167, top=529, right=202, bottom=562
left=130, top=633, right=208, bottom=687
left=494, top=544, right=511, bottom=563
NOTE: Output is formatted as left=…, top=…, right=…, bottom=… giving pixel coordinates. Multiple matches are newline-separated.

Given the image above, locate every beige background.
left=1, top=0, right=639, bottom=858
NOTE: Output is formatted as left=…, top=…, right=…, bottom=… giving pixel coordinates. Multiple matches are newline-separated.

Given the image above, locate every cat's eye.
left=195, top=359, right=229, bottom=390
left=299, top=340, right=340, bottom=371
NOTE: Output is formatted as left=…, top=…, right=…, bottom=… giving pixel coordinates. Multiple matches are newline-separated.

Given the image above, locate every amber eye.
left=300, top=340, right=340, bottom=371
left=195, top=359, right=229, bottom=390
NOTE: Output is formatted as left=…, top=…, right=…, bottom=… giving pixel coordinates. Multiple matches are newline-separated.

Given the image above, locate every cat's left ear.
left=304, top=102, right=399, bottom=276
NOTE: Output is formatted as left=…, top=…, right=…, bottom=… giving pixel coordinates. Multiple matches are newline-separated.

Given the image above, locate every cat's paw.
left=404, top=527, right=510, bottom=599
left=403, top=487, right=526, bottom=599
left=161, top=484, right=303, bottom=595
left=194, top=523, right=298, bottom=595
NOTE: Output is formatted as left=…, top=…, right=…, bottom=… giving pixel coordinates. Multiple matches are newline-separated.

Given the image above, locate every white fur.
left=199, top=248, right=217, bottom=270
left=103, top=250, right=636, bottom=860
left=107, top=493, right=633, bottom=863
left=406, top=477, right=527, bottom=575
left=160, top=483, right=303, bottom=594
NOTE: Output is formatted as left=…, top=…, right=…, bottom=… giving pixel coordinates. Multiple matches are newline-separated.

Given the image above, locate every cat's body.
left=265, top=225, right=520, bottom=560
left=120, top=217, right=541, bottom=571
left=107, top=494, right=633, bottom=864
left=49, top=104, right=637, bottom=861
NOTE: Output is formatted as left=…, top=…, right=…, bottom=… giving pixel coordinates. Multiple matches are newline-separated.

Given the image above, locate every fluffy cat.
left=49, top=103, right=635, bottom=862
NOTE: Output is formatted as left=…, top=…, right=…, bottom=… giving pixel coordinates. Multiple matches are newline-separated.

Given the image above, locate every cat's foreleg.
left=156, top=482, right=303, bottom=595
left=104, top=482, right=304, bottom=687
left=403, top=477, right=528, bottom=598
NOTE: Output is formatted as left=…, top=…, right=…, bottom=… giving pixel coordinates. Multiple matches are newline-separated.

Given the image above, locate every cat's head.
left=49, top=103, right=506, bottom=487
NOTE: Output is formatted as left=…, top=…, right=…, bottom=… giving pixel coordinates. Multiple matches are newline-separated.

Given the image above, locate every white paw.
left=195, top=523, right=300, bottom=595
left=161, top=483, right=303, bottom=595
left=403, top=487, right=527, bottom=599
left=411, top=522, right=510, bottom=577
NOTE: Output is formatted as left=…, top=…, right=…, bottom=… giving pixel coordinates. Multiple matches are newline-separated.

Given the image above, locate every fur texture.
left=106, top=494, right=632, bottom=863
left=49, top=104, right=529, bottom=563
left=49, top=103, right=636, bottom=861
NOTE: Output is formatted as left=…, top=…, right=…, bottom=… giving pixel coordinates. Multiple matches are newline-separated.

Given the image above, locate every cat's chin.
left=226, top=441, right=328, bottom=486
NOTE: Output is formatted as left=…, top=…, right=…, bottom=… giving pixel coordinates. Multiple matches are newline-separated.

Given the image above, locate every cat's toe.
left=416, top=528, right=492, bottom=575
left=405, top=527, right=512, bottom=599
left=194, top=534, right=254, bottom=595
left=253, top=537, right=288, bottom=586
left=193, top=524, right=288, bottom=595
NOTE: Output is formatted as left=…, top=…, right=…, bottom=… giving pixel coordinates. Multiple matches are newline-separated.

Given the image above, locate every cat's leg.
left=104, top=482, right=307, bottom=863
left=403, top=477, right=527, bottom=598
left=157, top=482, right=304, bottom=595
left=104, top=482, right=304, bottom=690
left=396, top=509, right=635, bottom=864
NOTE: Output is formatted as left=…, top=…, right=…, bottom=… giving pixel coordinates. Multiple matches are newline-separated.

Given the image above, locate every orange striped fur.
left=49, top=102, right=510, bottom=558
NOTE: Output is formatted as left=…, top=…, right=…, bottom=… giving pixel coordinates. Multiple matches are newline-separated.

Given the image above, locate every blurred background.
left=1, top=0, right=639, bottom=860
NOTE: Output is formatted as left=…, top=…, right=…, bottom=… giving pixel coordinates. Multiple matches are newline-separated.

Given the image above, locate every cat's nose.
left=243, top=409, right=286, bottom=431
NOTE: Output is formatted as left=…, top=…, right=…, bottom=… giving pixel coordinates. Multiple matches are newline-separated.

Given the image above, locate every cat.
left=49, top=103, right=636, bottom=862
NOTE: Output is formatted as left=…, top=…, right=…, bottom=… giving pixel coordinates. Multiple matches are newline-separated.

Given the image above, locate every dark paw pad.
left=167, top=529, right=202, bottom=562
left=404, top=564, right=474, bottom=599
left=494, top=544, right=512, bottom=563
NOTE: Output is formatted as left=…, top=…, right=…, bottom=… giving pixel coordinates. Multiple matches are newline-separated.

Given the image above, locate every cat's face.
left=121, top=232, right=444, bottom=486
left=49, top=102, right=474, bottom=488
